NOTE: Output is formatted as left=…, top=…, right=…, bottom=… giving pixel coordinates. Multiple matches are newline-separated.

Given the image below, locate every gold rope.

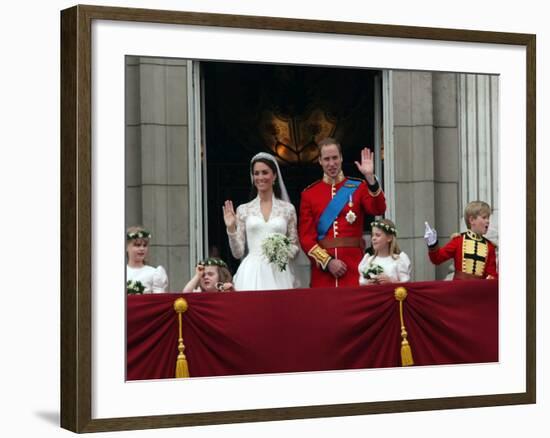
left=394, top=287, right=414, bottom=366
left=173, top=297, right=190, bottom=378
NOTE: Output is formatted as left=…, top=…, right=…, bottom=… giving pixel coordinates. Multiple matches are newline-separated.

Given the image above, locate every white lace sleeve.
left=227, top=204, right=246, bottom=259
left=358, top=254, right=373, bottom=285
left=397, top=252, right=412, bottom=282
left=286, top=204, right=300, bottom=259
left=152, top=266, right=168, bottom=293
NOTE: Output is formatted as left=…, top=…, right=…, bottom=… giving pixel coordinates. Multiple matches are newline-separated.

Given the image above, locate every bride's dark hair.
left=249, top=156, right=282, bottom=200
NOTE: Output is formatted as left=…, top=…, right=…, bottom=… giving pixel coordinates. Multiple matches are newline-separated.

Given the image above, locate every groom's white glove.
left=424, top=221, right=438, bottom=246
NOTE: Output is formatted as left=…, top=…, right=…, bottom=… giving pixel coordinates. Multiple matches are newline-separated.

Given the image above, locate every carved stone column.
left=125, top=56, right=191, bottom=291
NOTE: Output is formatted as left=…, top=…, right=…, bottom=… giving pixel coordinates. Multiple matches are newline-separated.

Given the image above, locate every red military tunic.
left=428, top=230, right=498, bottom=280
left=299, top=174, right=386, bottom=288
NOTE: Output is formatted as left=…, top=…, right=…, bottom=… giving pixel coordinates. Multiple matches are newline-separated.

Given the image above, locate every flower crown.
left=126, top=229, right=151, bottom=240
left=371, top=221, right=397, bottom=236
left=199, top=258, right=228, bottom=268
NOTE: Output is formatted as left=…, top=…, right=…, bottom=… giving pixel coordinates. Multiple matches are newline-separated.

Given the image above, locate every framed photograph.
left=60, top=4, right=536, bottom=433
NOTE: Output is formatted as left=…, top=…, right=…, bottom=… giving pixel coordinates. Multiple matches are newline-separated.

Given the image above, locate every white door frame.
left=187, top=60, right=205, bottom=275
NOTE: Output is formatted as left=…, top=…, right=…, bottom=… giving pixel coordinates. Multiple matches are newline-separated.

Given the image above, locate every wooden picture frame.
left=60, top=4, right=536, bottom=433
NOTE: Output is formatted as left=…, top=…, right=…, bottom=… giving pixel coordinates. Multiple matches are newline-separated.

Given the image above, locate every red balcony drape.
left=127, top=280, right=498, bottom=380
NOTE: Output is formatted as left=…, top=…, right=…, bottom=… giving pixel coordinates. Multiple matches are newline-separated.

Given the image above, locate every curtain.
left=127, top=280, right=498, bottom=380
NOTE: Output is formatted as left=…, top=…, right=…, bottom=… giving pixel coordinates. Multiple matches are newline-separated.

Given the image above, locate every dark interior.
left=202, top=61, right=380, bottom=271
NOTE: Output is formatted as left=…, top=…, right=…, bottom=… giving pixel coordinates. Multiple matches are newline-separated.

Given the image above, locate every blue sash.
left=317, top=179, right=361, bottom=240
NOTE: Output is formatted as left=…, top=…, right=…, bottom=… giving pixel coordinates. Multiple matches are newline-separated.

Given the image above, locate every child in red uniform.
left=424, top=201, right=498, bottom=280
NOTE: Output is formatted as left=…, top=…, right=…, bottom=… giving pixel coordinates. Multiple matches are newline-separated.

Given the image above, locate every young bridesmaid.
left=182, top=258, right=234, bottom=292
left=358, top=219, right=411, bottom=285
left=126, top=226, right=168, bottom=293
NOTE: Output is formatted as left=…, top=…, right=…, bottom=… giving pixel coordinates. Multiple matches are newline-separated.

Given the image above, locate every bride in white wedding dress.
left=223, top=152, right=300, bottom=291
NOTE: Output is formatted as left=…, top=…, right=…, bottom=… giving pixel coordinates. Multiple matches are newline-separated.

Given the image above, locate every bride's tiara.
left=251, top=151, right=277, bottom=164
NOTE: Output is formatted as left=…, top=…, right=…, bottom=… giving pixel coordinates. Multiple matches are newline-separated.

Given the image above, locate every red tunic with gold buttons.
left=428, top=230, right=498, bottom=280
left=299, top=174, right=386, bottom=288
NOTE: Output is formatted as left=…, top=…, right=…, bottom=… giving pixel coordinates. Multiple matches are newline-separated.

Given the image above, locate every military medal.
left=346, top=195, right=356, bottom=224
left=345, top=210, right=357, bottom=224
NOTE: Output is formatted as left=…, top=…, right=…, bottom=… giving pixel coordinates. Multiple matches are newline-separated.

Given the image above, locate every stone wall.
left=125, top=56, right=190, bottom=291
left=391, top=71, right=498, bottom=280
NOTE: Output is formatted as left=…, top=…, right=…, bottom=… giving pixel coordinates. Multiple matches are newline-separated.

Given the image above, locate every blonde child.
left=126, top=226, right=168, bottom=293
left=424, top=200, right=498, bottom=280
left=183, top=258, right=234, bottom=292
left=358, top=219, right=411, bottom=285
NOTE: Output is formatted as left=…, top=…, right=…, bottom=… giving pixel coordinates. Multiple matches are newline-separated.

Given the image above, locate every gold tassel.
left=394, top=287, right=414, bottom=366
left=400, top=335, right=414, bottom=366
left=176, top=355, right=190, bottom=378
left=174, top=297, right=190, bottom=378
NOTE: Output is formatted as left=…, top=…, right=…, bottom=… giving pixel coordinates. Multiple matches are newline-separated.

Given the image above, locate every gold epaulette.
left=307, top=244, right=332, bottom=270
left=302, top=180, right=322, bottom=191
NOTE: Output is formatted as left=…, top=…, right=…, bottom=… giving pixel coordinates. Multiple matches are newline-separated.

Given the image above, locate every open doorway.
left=201, top=61, right=383, bottom=275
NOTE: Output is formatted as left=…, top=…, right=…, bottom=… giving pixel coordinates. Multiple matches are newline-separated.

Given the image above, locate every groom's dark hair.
left=249, top=156, right=282, bottom=200
left=317, top=137, right=342, bottom=155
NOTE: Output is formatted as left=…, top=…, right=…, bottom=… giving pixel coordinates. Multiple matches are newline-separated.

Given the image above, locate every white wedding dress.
left=227, top=195, right=300, bottom=291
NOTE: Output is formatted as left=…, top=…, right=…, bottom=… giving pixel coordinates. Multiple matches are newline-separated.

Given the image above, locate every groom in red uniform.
left=299, top=138, right=386, bottom=288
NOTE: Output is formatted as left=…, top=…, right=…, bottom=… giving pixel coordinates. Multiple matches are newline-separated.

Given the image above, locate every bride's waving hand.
left=222, top=200, right=237, bottom=232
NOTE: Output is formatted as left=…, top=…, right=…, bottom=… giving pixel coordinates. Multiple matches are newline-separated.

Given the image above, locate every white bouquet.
left=361, top=263, right=384, bottom=280
left=127, top=279, right=145, bottom=294
left=261, top=232, right=292, bottom=272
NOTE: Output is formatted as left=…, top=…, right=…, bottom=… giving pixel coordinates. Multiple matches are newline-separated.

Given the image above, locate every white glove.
left=424, top=221, right=438, bottom=246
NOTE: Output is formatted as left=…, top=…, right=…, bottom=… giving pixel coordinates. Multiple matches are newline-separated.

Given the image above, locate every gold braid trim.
left=308, top=244, right=332, bottom=270
left=174, top=297, right=190, bottom=378
left=394, top=287, right=414, bottom=366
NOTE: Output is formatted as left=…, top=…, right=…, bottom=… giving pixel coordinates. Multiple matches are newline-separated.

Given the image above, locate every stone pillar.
left=389, top=71, right=498, bottom=281
left=125, top=57, right=190, bottom=291
left=458, top=74, right=500, bottom=242
left=391, top=71, right=436, bottom=281
left=432, top=72, right=461, bottom=279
